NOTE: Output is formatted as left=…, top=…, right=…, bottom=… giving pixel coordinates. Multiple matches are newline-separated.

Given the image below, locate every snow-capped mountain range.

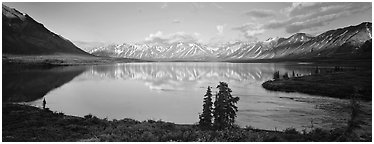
left=89, top=22, right=372, bottom=61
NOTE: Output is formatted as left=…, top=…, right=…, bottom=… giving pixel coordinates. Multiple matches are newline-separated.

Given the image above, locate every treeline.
left=273, top=65, right=355, bottom=81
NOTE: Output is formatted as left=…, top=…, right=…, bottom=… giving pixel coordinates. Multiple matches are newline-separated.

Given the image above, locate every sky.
left=3, top=2, right=372, bottom=45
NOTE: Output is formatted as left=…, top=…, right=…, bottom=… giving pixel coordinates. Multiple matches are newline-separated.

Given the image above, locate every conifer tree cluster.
left=198, top=82, right=240, bottom=130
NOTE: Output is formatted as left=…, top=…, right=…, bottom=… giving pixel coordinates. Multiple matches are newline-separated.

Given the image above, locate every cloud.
left=286, top=2, right=322, bottom=17
left=245, top=9, right=277, bottom=18
left=172, top=19, right=181, bottom=24
left=285, top=14, right=339, bottom=33
left=264, top=2, right=371, bottom=33
left=144, top=31, right=200, bottom=44
left=216, top=24, right=226, bottom=35
left=286, top=2, right=345, bottom=17
left=232, top=23, right=264, bottom=41
left=193, top=32, right=200, bottom=37
left=161, top=2, right=168, bottom=9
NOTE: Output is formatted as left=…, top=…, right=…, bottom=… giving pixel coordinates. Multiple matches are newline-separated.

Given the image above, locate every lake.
left=4, top=62, right=357, bottom=131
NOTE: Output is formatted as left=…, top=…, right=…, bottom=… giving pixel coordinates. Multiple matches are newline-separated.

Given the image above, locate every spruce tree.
left=199, top=86, right=213, bottom=129
left=315, top=66, right=319, bottom=74
left=273, top=71, right=280, bottom=80
left=213, top=82, right=239, bottom=130
left=283, top=72, right=289, bottom=79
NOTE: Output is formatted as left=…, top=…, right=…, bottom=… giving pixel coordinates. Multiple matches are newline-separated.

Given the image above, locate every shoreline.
left=2, top=103, right=371, bottom=142
left=3, top=54, right=372, bottom=66
left=2, top=54, right=151, bottom=66
left=259, top=69, right=372, bottom=141
left=262, top=70, right=371, bottom=101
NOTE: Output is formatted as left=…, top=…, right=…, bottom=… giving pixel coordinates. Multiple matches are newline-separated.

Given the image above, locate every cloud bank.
left=233, top=2, right=371, bottom=41
left=232, top=23, right=264, bottom=41
left=144, top=31, right=200, bottom=44
left=265, top=2, right=371, bottom=33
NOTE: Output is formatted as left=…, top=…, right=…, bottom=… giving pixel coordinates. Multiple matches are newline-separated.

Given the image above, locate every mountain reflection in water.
left=25, top=62, right=350, bottom=131
left=3, top=65, right=86, bottom=102
left=80, top=62, right=312, bottom=91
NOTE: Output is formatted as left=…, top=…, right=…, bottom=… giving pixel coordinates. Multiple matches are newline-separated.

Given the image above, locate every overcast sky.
left=4, top=2, right=372, bottom=44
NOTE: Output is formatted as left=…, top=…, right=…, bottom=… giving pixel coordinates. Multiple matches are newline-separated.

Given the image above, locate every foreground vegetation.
left=262, top=69, right=371, bottom=101
left=2, top=103, right=370, bottom=142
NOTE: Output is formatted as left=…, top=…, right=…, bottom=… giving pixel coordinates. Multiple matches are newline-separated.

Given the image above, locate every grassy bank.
left=2, top=103, right=370, bottom=142
left=262, top=70, right=372, bottom=101
left=2, top=54, right=149, bottom=66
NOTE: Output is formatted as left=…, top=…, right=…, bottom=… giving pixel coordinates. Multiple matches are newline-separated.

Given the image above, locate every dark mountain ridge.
left=2, top=4, right=90, bottom=56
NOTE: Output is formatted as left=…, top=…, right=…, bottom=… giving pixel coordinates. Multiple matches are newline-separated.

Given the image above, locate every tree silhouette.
left=283, top=72, right=289, bottom=79
left=273, top=71, right=280, bottom=80
left=315, top=66, right=320, bottom=74
left=213, top=82, right=240, bottom=130
left=42, top=98, right=46, bottom=109
left=199, top=86, right=213, bottom=129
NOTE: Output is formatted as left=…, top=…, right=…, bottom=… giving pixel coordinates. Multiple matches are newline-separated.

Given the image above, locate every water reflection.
left=3, top=65, right=86, bottom=102
left=80, top=62, right=315, bottom=91
left=21, top=62, right=353, bottom=131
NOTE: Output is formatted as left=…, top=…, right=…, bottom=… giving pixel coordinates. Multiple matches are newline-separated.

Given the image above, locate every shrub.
left=84, top=114, right=93, bottom=119
left=284, top=128, right=299, bottom=135
left=140, top=131, right=158, bottom=142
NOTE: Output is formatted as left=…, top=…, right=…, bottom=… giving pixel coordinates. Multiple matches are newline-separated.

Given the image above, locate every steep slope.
left=223, top=42, right=263, bottom=59
left=161, top=42, right=215, bottom=60
left=298, top=22, right=372, bottom=59
left=258, top=33, right=314, bottom=59
left=213, top=41, right=251, bottom=58
left=2, top=4, right=90, bottom=56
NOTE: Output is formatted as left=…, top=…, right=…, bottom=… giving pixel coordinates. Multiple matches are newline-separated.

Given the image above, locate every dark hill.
left=2, top=4, right=90, bottom=56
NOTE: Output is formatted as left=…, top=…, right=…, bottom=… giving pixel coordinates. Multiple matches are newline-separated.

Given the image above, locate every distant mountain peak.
left=265, top=37, right=280, bottom=42
left=86, top=22, right=372, bottom=60
left=289, top=33, right=312, bottom=38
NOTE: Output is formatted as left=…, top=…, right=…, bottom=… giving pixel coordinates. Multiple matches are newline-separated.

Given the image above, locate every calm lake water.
left=6, top=62, right=358, bottom=131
